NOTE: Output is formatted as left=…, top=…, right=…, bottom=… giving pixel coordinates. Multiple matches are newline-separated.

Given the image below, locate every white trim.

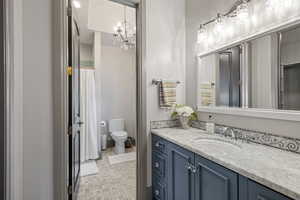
left=5, top=0, right=23, bottom=200
left=198, top=16, right=300, bottom=58
left=53, top=0, right=69, bottom=199
left=198, top=106, right=300, bottom=122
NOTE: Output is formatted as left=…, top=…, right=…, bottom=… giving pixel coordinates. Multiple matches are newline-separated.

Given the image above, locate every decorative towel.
left=159, top=81, right=177, bottom=108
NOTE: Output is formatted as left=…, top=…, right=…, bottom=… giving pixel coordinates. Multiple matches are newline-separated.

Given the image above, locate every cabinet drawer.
left=152, top=135, right=167, bottom=154
left=152, top=178, right=167, bottom=200
left=152, top=152, right=167, bottom=179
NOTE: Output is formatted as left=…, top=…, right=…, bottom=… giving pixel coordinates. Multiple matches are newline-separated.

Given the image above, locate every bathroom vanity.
left=151, top=128, right=300, bottom=200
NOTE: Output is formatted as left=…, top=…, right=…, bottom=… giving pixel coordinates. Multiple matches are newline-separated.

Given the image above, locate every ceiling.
left=75, top=0, right=136, bottom=45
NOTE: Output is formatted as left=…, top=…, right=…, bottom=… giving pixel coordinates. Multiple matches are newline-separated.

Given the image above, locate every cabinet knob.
left=186, top=163, right=197, bottom=173
left=155, top=189, right=160, bottom=196
left=155, top=142, right=161, bottom=147
left=155, top=162, right=160, bottom=168
left=185, top=164, right=192, bottom=171
left=191, top=166, right=197, bottom=173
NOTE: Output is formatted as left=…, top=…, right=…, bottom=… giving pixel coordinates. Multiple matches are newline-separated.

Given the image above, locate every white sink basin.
left=193, top=137, right=242, bottom=150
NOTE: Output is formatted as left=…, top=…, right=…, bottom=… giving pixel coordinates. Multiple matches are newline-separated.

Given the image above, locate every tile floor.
left=78, top=148, right=136, bottom=200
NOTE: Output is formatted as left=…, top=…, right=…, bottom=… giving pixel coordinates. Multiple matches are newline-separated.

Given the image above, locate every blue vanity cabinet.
left=194, top=155, right=238, bottom=200
left=152, top=135, right=169, bottom=200
left=152, top=134, right=293, bottom=200
left=239, top=176, right=292, bottom=200
left=167, top=142, right=195, bottom=200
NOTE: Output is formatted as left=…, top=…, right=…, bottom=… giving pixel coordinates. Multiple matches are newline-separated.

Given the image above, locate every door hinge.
left=68, top=185, right=72, bottom=195
left=67, top=126, right=72, bottom=136
left=67, top=7, right=72, bottom=17
left=67, top=66, right=72, bottom=76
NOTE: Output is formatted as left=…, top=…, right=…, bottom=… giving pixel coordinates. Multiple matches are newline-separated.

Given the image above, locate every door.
left=247, top=180, right=291, bottom=200
left=217, top=46, right=241, bottom=107
left=194, top=155, right=238, bottom=200
left=68, top=3, right=81, bottom=199
left=280, top=64, right=300, bottom=110
left=168, top=143, right=194, bottom=200
left=218, top=52, right=231, bottom=106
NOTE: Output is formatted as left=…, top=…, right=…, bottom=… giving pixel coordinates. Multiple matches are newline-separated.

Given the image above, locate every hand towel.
left=159, top=81, right=177, bottom=108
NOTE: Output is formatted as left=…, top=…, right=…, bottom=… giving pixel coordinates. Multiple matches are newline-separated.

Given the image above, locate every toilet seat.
left=109, top=119, right=128, bottom=154
left=112, top=131, right=127, bottom=138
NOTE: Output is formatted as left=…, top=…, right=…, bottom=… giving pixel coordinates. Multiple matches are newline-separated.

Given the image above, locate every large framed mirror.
left=197, top=24, right=300, bottom=120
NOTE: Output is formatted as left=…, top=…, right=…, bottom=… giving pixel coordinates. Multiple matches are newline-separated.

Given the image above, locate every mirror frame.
left=197, top=16, right=300, bottom=122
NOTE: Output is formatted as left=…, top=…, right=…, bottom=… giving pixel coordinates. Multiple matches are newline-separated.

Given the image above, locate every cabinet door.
left=248, top=180, right=291, bottom=200
left=194, top=155, right=238, bottom=200
left=168, top=143, right=194, bottom=200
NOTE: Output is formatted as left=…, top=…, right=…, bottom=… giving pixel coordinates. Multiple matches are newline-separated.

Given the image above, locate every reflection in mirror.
left=198, top=25, right=300, bottom=111
left=279, top=27, right=300, bottom=110
left=216, top=46, right=241, bottom=108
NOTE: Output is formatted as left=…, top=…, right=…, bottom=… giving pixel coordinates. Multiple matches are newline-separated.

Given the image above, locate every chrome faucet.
left=222, top=127, right=237, bottom=140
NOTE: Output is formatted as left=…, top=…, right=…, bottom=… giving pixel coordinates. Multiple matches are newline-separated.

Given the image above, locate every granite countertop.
left=151, top=128, right=300, bottom=200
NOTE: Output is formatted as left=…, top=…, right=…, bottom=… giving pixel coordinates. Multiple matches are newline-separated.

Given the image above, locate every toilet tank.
left=109, top=119, right=125, bottom=132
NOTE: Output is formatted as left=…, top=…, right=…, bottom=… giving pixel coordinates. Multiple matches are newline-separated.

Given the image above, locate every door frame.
left=3, top=0, right=24, bottom=200
left=52, top=0, right=148, bottom=200
left=1, top=0, right=6, bottom=198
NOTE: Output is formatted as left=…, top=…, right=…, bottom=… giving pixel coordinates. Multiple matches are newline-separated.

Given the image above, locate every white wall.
left=146, top=0, right=186, bottom=186
left=100, top=44, right=137, bottom=139
left=80, top=43, right=94, bottom=62
left=23, top=0, right=54, bottom=199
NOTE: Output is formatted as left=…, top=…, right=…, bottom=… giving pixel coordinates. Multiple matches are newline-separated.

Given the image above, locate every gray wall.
left=100, top=44, right=137, bottom=139
left=146, top=0, right=186, bottom=186
left=186, top=0, right=300, bottom=140
left=0, top=0, right=5, bottom=198
left=80, top=43, right=94, bottom=63
left=23, top=0, right=54, bottom=199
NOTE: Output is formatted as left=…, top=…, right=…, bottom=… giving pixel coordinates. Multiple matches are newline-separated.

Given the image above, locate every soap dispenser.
left=206, top=115, right=215, bottom=134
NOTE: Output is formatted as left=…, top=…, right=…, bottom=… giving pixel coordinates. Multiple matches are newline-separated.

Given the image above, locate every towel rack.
left=152, top=79, right=181, bottom=85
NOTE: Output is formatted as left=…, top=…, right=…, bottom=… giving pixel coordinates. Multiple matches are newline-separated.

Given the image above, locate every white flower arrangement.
left=171, top=104, right=197, bottom=120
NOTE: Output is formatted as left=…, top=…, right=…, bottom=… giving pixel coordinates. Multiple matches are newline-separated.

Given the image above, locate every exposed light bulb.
left=113, top=26, right=118, bottom=32
left=197, top=24, right=206, bottom=43
left=236, top=0, right=249, bottom=21
left=266, top=0, right=293, bottom=10
left=214, top=13, right=225, bottom=33
left=72, top=0, right=81, bottom=8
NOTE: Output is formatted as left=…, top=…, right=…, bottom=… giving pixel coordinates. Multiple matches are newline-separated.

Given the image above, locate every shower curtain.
left=80, top=69, right=99, bottom=162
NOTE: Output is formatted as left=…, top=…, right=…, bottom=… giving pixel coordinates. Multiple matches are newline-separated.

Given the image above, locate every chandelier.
left=113, top=6, right=136, bottom=50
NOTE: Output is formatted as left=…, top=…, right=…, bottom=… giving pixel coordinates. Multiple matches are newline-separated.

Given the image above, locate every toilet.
left=109, top=119, right=128, bottom=154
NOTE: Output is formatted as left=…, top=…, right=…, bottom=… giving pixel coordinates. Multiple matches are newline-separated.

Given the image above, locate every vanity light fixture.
left=214, top=13, right=225, bottom=33
left=196, top=0, right=252, bottom=41
left=236, top=0, right=249, bottom=21
left=197, top=24, right=206, bottom=43
left=73, top=0, right=81, bottom=8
